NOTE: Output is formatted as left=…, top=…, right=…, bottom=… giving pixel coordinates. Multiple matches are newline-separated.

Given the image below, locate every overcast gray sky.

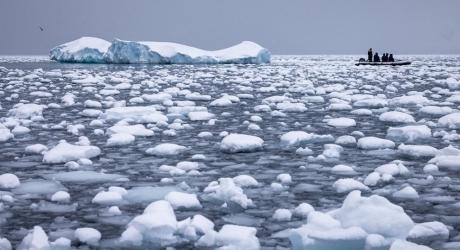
left=1, top=0, right=459, bottom=55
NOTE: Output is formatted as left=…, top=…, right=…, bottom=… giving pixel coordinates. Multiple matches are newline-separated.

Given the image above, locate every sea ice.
left=357, top=137, right=395, bottom=150
left=145, top=143, right=188, bottom=156
left=43, top=140, right=101, bottom=164
left=74, top=227, right=101, bottom=245
left=220, top=134, right=264, bottom=153
left=164, top=191, right=201, bottom=209
left=0, top=173, right=20, bottom=188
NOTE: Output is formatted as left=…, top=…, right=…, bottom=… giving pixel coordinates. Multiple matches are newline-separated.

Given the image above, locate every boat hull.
left=355, top=61, right=411, bottom=66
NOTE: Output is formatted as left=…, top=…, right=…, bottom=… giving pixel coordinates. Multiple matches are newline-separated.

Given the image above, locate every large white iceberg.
left=50, top=37, right=111, bottom=63
left=50, top=37, right=271, bottom=64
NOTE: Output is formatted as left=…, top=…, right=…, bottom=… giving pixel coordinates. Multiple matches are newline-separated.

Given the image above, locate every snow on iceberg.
left=50, top=37, right=111, bottom=63
left=50, top=37, right=271, bottom=64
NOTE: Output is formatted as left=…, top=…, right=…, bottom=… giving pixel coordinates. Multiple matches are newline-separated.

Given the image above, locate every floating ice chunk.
left=8, top=103, right=45, bottom=119
left=106, top=133, right=135, bottom=146
left=351, top=108, right=373, bottom=115
left=50, top=237, right=71, bottom=249
left=25, top=144, right=48, bottom=154
left=46, top=171, right=126, bottom=183
left=408, top=221, right=449, bottom=243
left=322, top=144, right=343, bottom=158
left=142, top=93, right=173, bottom=103
left=276, top=102, right=307, bottom=112
left=387, top=125, right=431, bottom=143
left=375, top=163, right=409, bottom=176
left=277, top=173, right=292, bottom=184
left=330, top=190, right=414, bottom=239
left=280, top=131, right=313, bottom=147
left=364, top=172, right=381, bottom=186
left=390, top=95, right=430, bottom=106
left=419, top=106, right=453, bottom=116
left=164, top=191, right=201, bottom=209
left=50, top=36, right=111, bottom=63
left=0, top=237, right=11, bottom=250
left=43, top=141, right=101, bottom=164
left=18, top=226, right=50, bottom=250
left=353, top=98, right=388, bottom=108
left=220, top=134, right=264, bottom=153
left=389, top=239, right=432, bottom=250
left=210, top=97, right=233, bottom=106
left=74, top=227, right=101, bottom=245
left=146, top=143, right=188, bottom=156
left=204, top=178, right=253, bottom=209
left=438, top=113, right=460, bottom=129
left=273, top=209, right=292, bottom=221
left=101, top=106, right=167, bottom=123
left=296, top=147, right=314, bottom=155
left=51, top=191, right=70, bottom=203
left=280, top=131, right=333, bottom=147
left=233, top=175, right=259, bottom=187
left=0, top=125, right=13, bottom=142
left=335, top=135, right=356, bottom=145
left=398, top=144, right=438, bottom=158
left=84, top=100, right=102, bottom=108
left=104, top=39, right=270, bottom=64
left=333, top=178, right=369, bottom=193
left=379, top=111, right=415, bottom=123
left=393, top=186, right=419, bottom=199
left=107, top=124, right=153, bottom=136
left=294, top=203, right=315, bottom=218
left=92, top=191, right=123, bottom=204
left=188, top=111, right=215, bottom=121
left=12, top=125, right=30, bottom=135
left=327, top=117, right=356, bottom=128
left=423, top=164, right=439, bottom=173
left=121, top=200, right=177, bottom=245
left=357, top=137, right=395, bottom=150
left=123, top=186, right=179, bottom=204
left=216, top=225, right=260, bottom=250
left=0, top=173, right=20, bottom=188
left=290, top=211, right=367, bottom=250
left=107, top=206, right=122, bottom=216
left=327, top=103, right=352, bottom=111
left=80, top=109, right=102, bottom=117
left=176, top=161, right=199, bottom=171
left=192, top=214, right=214, bottom=235
left=13, top=179, right=65, bottom=196
left=331, top=165, right=356, bottom=175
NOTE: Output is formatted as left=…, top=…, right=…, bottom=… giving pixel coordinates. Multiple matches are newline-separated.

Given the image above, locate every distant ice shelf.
left=50, top=37, right=271, bottom=64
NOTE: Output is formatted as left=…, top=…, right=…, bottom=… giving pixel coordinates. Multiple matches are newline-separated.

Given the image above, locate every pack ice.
left=50, top=37, right=271, bottom=64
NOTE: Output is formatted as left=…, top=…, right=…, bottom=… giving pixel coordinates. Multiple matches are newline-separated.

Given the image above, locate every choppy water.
left=1, top=55, right=460, bottom=249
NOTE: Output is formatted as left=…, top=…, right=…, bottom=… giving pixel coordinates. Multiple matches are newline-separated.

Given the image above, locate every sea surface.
left=0, top=55, right=460, bottom=249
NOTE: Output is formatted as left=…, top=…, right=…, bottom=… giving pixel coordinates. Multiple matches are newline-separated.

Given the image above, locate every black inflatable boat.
left=355, top=61, right=411, bottom=66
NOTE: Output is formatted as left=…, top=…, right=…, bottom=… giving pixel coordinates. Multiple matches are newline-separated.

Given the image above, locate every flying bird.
left=39, top=26, right=44, bottom=31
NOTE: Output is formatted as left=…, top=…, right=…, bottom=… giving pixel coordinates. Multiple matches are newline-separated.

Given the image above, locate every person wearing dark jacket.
left=382, top=53, right=388, bottom=62
left=368, top=48, right=373, bottom=62
left=389, top=54, right=395, bottom=62
left=373, top=53, right=380, bottom=62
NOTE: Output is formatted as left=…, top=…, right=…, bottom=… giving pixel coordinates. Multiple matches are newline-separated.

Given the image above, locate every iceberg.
left=50, top=37, right=271, bottom=64
left=50, top=37, right=111, bottom=63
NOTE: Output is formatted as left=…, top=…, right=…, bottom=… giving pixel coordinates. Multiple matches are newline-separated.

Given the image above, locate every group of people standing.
left=367, top=48, right=394, bottom=62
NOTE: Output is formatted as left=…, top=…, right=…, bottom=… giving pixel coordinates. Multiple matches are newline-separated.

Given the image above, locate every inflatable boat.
left=355, top=61, right=411, bottom=66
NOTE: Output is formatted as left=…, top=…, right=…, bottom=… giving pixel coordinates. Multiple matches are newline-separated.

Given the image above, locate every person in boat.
left=373, top=52, right=380, bottom=62
left=389, top=54, right=395, bottom=62
left=382, top=53, right=388, bottom=62
left=368, top=48, right=373, bottom=62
